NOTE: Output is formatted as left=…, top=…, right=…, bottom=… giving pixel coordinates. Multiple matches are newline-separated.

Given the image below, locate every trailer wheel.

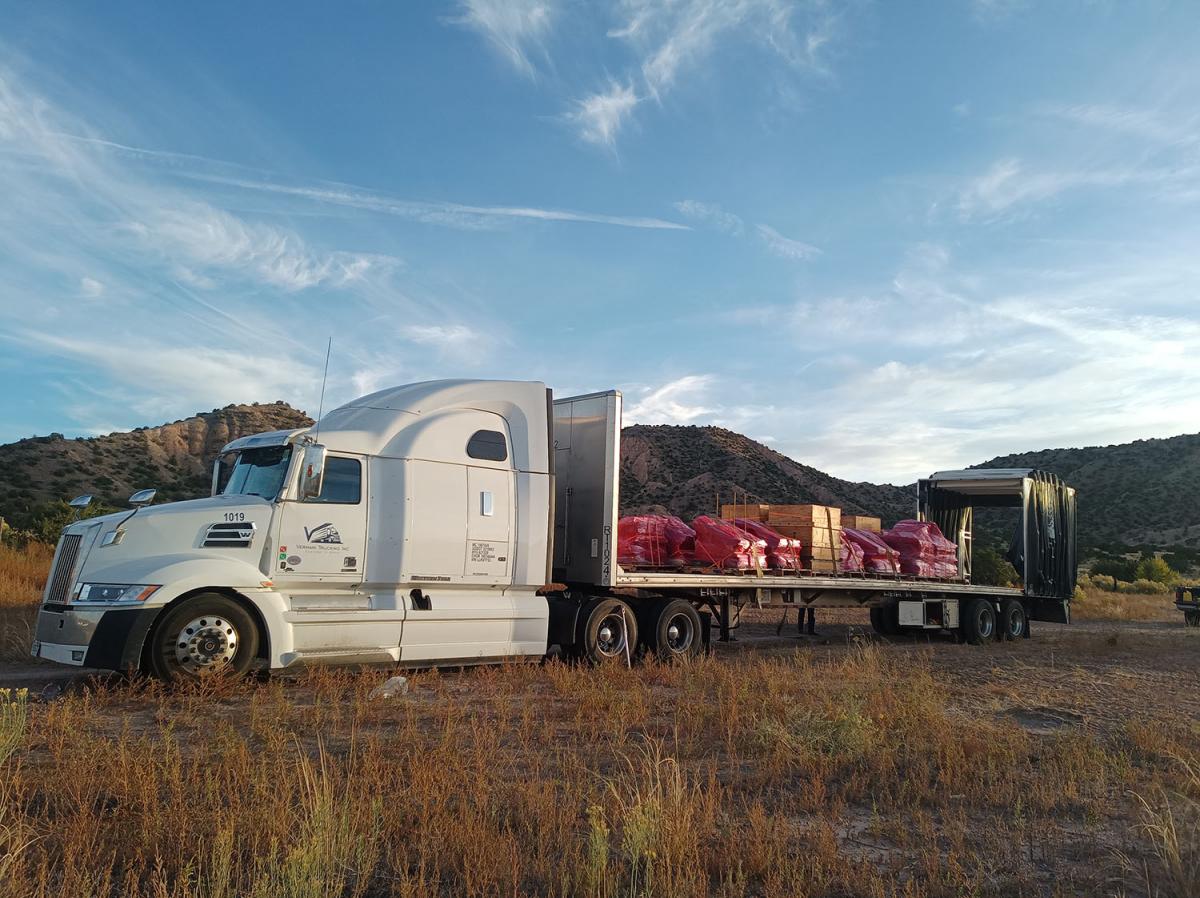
left=577, top=598, right=638, bottom=664
left=962, top=597, right=996, bottom=646
left=147, top=593, right=259, bottom=681
left=1185, top=610, right=1200, bottom=628
left=646, top=599, right=702, bottom=661
left=999, top=599, right=1027, bottom=640
left=870, top=604, right=900, bottom=636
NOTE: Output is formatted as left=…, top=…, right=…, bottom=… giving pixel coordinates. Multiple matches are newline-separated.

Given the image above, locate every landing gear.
left=870, top=604, right=900, bottom=636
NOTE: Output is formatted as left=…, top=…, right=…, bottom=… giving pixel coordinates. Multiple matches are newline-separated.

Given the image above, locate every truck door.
left=275, top=454, right=403, bottom=658
left=277, top=455, right=367, bottom=580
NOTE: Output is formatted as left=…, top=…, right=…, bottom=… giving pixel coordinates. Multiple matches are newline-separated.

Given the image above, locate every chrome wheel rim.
left=664, top=612, right=694, bottom=654
left=978, top=610, right=994, bottom=639
left=595, top=612, right=627, bottom=657
left=173, top=616, right=239, bottom=673
left=1008, top=611, right=1023, bottom=638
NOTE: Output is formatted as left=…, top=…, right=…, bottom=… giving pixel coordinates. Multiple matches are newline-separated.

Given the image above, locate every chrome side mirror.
left=298, top=444, right=326, bottom=500
left=129, top=489, right=157, bottom=507
left=69, top=495, right=94, bottom=509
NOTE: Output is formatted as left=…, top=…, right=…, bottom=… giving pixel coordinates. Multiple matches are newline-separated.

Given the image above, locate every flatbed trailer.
left=31, top=379, right=1078, bottom=678
left=548, top=390, right=1077, bottom=650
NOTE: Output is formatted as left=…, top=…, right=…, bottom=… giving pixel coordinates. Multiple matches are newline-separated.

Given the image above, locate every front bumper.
left=33, top=604, right=162, bottom=671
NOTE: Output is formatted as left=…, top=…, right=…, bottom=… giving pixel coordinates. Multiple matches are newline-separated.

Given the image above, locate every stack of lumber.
left=842, top=514, right=881, bottom=532
left=719, top=503, right=770, bottom=522
left=766, top=505, right=841, bottom=572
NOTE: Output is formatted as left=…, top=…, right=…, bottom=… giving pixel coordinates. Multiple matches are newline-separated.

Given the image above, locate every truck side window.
left=466, top=430, right=507, bottom=462
left=307, top=456, right=361, bottom=504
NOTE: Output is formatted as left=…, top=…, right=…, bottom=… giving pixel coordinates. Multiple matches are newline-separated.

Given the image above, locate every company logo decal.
left=303, top=523, right=343, bottom=544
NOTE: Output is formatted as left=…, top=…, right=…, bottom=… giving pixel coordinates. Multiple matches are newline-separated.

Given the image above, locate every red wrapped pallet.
left=843, top=527, right=901, bottom=574
left=732, top=518, right=802, bottom=570
left=840, top=536, right=865, bottom=572
left=693, top=515, right=767, bottom=570
left=880, top=520, right=959, bottom=579
left=617, top=515, right=695, bottom=568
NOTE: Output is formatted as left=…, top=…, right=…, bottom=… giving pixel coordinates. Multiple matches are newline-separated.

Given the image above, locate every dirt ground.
left=3, top=605, right=1198, bottom=898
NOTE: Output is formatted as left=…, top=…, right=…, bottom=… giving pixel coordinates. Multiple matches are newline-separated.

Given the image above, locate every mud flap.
left=1028, top=598, right=1070, bottom=625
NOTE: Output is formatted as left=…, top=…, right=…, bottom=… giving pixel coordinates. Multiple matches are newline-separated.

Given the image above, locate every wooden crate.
left=768, top=504, right=841, bottom=529
left=803, top=558, right=838, bottom=573
left=774, top=525, right=842, bottom=549
left=720, top=503, right=770, bottom=522
left=843, top=514, right=881, bottom=532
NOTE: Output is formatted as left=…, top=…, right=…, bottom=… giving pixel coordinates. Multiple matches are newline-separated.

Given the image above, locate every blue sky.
left=2, top=1, right=1198, bottom=483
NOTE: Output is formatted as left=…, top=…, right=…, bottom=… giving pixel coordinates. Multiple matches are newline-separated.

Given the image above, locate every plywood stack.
left=767, top=505, right=841, bottom=572
left=719, top=503, right=770, bottom=523
left=843, top=514, right=882, bottom=533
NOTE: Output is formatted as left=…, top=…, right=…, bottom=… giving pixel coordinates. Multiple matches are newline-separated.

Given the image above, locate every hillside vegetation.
left=0, top=405, right=1197, bottom=556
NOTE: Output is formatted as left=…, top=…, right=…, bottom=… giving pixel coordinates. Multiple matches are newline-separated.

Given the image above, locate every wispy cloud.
left=756, top=223, right=820, bottom=260
left=562, top=0, right=843, bottom=148
left=625, top=374, right=716, bottom=424
left=449, top=0, right=556, bottom=77
left=674, top=199, right=744, bottom=235
left=185, top=173, right=688, bottom=231
left=567, top=81, right=640, bottom=149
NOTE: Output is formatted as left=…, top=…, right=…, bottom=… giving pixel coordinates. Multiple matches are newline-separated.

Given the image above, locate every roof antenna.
left=312, top=337, right=331, bottom=443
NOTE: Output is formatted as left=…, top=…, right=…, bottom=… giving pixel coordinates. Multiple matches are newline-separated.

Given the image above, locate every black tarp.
left=920, top=471, right=1077, bottom=618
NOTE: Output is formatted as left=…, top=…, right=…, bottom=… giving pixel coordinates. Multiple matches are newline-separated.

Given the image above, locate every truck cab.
left=32, top=379, right=556, bottom=679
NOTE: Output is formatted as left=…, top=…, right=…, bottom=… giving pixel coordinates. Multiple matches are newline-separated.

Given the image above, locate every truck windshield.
left=221, top=446, right=293, bottom=499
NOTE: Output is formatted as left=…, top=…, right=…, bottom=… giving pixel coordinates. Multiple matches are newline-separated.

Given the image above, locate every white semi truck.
left=31, top=379, right=1078, bottom=680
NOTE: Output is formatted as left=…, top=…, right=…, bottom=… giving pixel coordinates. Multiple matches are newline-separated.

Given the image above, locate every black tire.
left=146, top=593, right=260, bottom=681
left=577, top=597, right=638, bottom=664
left=645, top=599, right=702, bottom=661
left=1185, top=610, right=1200, bottom=628
left=962, top=597, right=997, bottom=646
left=870, top=604, right=900, bottom=636
left=999, top=599, right=1027, bottom=640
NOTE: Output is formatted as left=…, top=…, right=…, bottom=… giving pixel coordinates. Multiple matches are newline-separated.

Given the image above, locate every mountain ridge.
left=1, top=404, right=1196, bottom=553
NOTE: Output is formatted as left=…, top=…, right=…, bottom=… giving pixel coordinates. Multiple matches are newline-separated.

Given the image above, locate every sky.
left=1, top=1, right=1198, bottom=484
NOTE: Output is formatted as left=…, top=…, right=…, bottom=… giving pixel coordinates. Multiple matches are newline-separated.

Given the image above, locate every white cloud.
left=79, top=277, right=104, bottom=298
left=185, top=172, right=688, bottom=231
left=450, top=0, right=555, bottom=76
left=150, top=203, right=376, bottom=292
left=674, top=200, right=744, bottom=235
left=756, top=223, right=820, bottom=260
left=561, top=0, right=842, bottom=148
left=400, top=323, right=481, bottom=348
left=568, top=81, right=640, bottom=148
left=625, top=375, right=716, bottom=424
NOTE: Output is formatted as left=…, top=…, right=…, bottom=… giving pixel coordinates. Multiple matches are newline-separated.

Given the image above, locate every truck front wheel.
left=1185, top=610, right=1200, bottom=627
left=147, top=593, right=260, bottom=681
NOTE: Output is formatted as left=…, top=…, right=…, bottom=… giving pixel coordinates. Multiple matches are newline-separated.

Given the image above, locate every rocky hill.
left=620, top=425, right=914, bottom=524
left=0, top=402, right=313, bottom=527
left=972, top=434, right=1200, bottom=550
left=1, top=404, right=1196, bottom=554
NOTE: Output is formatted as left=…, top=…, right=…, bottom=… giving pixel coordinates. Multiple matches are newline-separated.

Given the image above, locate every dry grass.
left=1072, top=587, right=1178, bottom=623
left=0, top=542, right=53, bottom=663
left=0, top=545, right=1196, bottom=897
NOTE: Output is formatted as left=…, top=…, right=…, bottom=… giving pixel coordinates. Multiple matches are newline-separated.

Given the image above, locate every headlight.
left=73, top=584, right=160, bottom=603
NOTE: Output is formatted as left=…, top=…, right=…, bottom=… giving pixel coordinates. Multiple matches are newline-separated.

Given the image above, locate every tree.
left=1090, top=557, right=1137, bottom=588
left=1134, top=555, right=1175, bottom=584
left=31, top=499, right=117, bottom=543
left=973, top=547, right=1018, bottom=586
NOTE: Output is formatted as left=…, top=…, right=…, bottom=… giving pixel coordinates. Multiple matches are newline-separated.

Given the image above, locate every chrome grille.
left=203, top=521, right=256, bottom=548
left=45, top=534, right=83, bottom=603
